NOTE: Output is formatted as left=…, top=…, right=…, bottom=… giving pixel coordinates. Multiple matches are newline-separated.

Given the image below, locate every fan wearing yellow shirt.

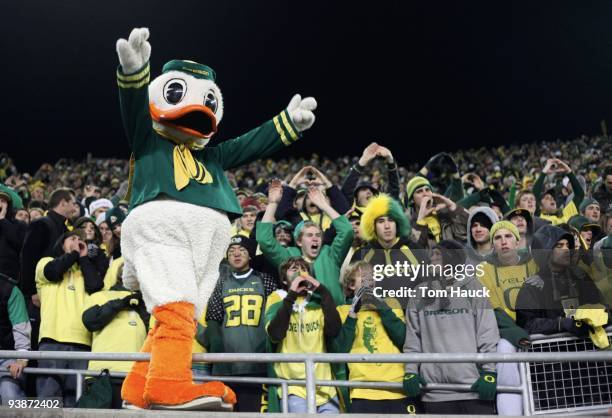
left=477, top=221, right=537, bottom=416
left=478, top=221, right=538, bottom=321
left=332, top=261, right=420, bottom=414
left=265, top=257, right=343, bottom=413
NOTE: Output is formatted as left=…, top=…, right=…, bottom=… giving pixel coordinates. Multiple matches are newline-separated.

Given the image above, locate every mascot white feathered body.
left=115, top=28, right=316, bottom=410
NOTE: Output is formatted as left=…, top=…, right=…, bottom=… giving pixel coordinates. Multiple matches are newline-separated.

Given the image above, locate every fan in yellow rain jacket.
left=82, top=276, right=149, bottom=409
left=35, top=230, right=105, bottom=407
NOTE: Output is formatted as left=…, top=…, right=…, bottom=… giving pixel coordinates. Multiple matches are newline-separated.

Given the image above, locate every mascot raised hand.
left=115, top=27, right=316, bottom=410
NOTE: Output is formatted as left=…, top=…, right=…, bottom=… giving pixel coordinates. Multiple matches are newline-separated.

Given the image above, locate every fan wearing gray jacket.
left=403, top=240, right=500, bottom=415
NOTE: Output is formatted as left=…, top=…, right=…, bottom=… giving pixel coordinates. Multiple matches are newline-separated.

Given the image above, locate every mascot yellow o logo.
left=406, top=404, right=416, bottom=414
left=484, top=375, right=496, bottom=383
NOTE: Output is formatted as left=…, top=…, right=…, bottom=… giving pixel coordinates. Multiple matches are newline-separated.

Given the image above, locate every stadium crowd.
left=0, top=132, right=611, bottom=414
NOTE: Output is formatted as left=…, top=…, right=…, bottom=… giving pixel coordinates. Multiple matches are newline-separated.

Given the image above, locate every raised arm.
left=309, top=167, right=351, bottom=214
left=341, top=143, right=381, bottom=203
left=554, top=159, right=584, bottom=207
left=213, top=95, right=317, bottom=170
left=307, top=187, right=341, bottom=221
left=376, top=146, right=401, bottom=200
left=257, top=180, right=293, bottom=267
left=115, top=28, right=153, bottom=153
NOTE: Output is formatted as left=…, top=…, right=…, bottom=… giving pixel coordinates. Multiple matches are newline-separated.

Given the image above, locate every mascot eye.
left=163, top=79, right=187, bottom=104
left=204, top=92, right=218, bottom=113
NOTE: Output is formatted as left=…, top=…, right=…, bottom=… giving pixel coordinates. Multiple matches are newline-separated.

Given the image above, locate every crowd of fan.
left=0, top=133, right=611, bottom=414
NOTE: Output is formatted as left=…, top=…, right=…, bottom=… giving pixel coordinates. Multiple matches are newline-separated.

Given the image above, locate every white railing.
left=2, top=346, right=612, bottom=414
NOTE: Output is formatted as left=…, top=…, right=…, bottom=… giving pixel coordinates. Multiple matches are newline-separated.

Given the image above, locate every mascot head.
left=148, top=60, right=224, bottom=149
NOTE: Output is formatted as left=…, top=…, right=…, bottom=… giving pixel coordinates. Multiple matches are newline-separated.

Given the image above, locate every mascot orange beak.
left=150, top=103, right=217, bottom=139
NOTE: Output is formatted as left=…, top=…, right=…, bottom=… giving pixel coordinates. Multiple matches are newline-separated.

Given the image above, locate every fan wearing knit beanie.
left=477, top=220, right=538, bottom=321
left=476, top=221, right=538, bottom=415
left=579, top=198, right=601, bottom=223
left=405, top=175, right=469, bottom=248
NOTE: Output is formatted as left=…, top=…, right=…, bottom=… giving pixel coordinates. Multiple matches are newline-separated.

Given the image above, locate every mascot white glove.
left=116, top=27, right=151, bottom=75
left=287, top=94, right=317, bottom=132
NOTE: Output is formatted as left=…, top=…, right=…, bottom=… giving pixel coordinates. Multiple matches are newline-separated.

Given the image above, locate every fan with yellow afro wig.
left=360, top=193, right=411, bottom=242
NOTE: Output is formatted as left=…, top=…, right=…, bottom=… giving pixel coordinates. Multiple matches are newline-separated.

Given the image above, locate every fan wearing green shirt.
left=256, top=179, right=353, bottom=305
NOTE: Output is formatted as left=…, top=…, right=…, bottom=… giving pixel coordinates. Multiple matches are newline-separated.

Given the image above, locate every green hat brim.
left=162, top=60, right=216, bottom=81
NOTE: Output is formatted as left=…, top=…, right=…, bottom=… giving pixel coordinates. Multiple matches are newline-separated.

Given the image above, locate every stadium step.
left=0, top=409, right=510, bottom=418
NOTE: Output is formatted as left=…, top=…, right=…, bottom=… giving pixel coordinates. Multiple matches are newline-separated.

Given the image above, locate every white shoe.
left=220, top=401, right=234, bottom=412
left=122, top=400, right=146, bottom=410
left=150, top=396, right=224, bottom=411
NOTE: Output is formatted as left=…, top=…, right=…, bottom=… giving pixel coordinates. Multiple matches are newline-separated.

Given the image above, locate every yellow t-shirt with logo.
left=265, top=291, right=336, bottom=406
left=84, top=290, right=147, bottom=373
left=478, top=258, right=538, bottom=320
left=337, top=302, right=406, bottom=400
left=36, top=257, right=92, bottom=346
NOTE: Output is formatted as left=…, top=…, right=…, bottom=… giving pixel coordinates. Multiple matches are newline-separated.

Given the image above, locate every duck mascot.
left=115, top=27, right=317, bottom=410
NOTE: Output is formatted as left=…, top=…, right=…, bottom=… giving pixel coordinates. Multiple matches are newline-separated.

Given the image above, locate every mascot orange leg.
left=142, top=302, right=235, bottom=408
left=121, top=323, right=157, bottom=408
left=121, top=302, right=236, bottom=409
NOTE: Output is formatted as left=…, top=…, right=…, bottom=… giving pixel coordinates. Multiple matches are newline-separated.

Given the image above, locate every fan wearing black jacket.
left=516, top=224, right=608, bottom=336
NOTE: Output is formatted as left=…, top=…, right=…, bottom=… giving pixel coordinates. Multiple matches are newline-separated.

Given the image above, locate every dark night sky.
left=2, top=1, right=612, bottom=173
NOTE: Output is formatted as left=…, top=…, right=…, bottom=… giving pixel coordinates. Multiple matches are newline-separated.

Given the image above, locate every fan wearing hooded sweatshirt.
left=404, top=240, right=499, bottom=414
left=0, top=189, right=26, bottom=283
left=516, top=225, right=607, bottom=335
left=465, top=207, right=499, bottom=268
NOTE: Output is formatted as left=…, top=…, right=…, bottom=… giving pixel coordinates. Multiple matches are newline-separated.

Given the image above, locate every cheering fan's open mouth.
left=150, top=103, right=217, bottom=138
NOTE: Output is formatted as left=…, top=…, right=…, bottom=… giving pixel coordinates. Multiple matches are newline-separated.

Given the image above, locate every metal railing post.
left=519, top=360, right=531, bottom=416
left=281, top=382, right=289, bottom=413
left=305, top=359, right=316, bottom=413
left=75, top=372, right=83, bottom=400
